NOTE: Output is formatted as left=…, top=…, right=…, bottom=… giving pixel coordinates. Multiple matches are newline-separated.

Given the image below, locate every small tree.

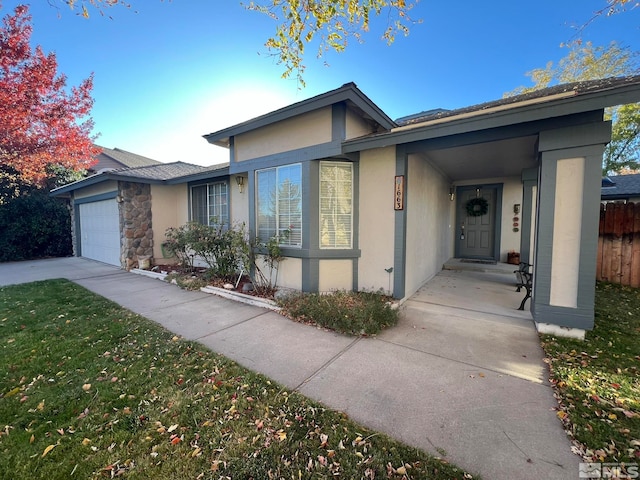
left=0, top=4, right=99, bottom=187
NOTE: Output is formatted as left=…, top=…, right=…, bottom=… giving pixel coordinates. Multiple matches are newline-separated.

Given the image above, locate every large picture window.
left=191, top=182, right=229, bottom=226
left=320, top=162, right=353, bottom=248
left=256, top=164, right=302, bottom=246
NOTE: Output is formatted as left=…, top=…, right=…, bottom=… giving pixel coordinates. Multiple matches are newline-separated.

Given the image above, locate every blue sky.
left=4, top=0, right=640, bottom=165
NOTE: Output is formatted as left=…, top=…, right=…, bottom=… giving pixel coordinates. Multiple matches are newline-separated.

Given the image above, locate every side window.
left=320, top=162, right=353, bottom=248
left=191, top=182, right=228, bottom=226
left=256, top=164, right=302, bottom=246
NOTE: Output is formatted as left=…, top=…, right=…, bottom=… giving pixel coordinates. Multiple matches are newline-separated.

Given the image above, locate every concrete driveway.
left=0, top=258, right=580, bottom=479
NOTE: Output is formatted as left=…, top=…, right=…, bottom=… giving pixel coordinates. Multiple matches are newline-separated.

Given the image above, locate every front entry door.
left=457, top=187, right=497, bottom=259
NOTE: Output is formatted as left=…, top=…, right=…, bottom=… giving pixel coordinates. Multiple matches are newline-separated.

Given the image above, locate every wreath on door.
left=465, top=197, right=489, bottom=217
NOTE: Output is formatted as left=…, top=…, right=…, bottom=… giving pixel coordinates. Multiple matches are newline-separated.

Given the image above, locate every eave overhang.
left=343, top=76, right=640, bottom=153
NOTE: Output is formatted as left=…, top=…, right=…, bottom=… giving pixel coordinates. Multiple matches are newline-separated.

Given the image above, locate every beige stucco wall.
left=550, top=157, right=585, bottom=308
left=230, top=174, right=249, bottom=227
left=345, top=107, right=375, bottom=140
left=453, top=176, right=523, bottom=262
left=150, top=184, right=187, bottom=264
left=234, top=108, right=332, bottom=162
left=318, top=260, right=353, bottom=292
left=358, top=146, right=396, bottom=293
left=405, top=154, right=452, bottom=297
left=74, top=180, right=118, bottom=199
left=255, top=256, right=302, bottom=290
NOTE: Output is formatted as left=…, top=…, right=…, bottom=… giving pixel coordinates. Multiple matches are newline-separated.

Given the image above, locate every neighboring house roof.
left=203, top=82, right=397, bottom=148
left=601, top=173, right=640, bottom=200
left=51, top=161, right=230, bottom=196
left=91, top=146, right=162, bottom=172
left=343, top=74, right=640, bottom=152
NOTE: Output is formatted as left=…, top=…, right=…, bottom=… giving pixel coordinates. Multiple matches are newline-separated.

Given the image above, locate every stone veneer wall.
left=120, top=182, right=153, bottom=265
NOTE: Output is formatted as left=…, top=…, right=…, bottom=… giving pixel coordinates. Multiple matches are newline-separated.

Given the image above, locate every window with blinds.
left=191, top=182, right=229, bottom=226
left=256, top=164, right=302, bottom=247
left=320, top=162, right=353, bottom=249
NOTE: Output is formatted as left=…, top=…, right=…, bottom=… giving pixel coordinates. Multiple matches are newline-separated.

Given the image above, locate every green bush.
left=278, top=290, right=398, bottom=336
left=163, top=222, right=250, bottom=280
left=0, top=191, right=72, bottom=262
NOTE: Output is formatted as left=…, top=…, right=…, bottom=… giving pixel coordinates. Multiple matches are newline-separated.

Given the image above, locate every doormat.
left=460, top=259, right=497, bottom=265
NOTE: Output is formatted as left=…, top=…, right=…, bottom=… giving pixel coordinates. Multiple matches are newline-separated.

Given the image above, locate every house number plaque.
left=394, top=175, right=404, bottom=211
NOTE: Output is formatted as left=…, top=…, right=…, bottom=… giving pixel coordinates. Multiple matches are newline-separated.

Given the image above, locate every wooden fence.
left=597, top=202, right=640, bottom=287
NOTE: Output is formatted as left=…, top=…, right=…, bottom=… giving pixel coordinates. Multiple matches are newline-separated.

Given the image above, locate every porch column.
left=532, top=121, right=611, bottom=337
left=520, top=168, right=537, bottom=265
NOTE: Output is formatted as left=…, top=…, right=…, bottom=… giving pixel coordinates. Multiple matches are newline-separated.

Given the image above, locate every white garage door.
left=79, top=199, right=121, bottom=266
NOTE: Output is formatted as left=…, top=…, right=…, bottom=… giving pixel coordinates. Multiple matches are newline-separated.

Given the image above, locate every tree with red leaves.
left=0, top=3, right=99, bottom=187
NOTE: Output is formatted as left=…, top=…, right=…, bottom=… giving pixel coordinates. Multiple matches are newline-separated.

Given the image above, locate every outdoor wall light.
left=236, top=176, right=245, bottom=193
left=449, top=186, right=455, bottom=201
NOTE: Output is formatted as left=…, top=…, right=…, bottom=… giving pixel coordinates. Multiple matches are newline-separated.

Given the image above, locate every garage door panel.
left=79, top=199, right=120, bottom=266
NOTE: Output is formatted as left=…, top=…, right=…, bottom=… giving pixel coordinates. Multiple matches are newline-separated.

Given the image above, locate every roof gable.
left=93, top=146, right=162, bottom=170
left=203, top=82, right=396, bottom=148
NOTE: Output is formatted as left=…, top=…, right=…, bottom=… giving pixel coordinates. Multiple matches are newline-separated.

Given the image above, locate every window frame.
left=190, top=181, right=229, bottom=227
left=319, top=161, right=354, bottom=249
left=255, top=163, right=302, bottom=248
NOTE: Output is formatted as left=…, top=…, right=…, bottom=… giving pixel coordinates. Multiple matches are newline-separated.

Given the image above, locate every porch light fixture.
left=236, top=176, right=245, bottom=193
left=449, top=187, right=455, bottom=201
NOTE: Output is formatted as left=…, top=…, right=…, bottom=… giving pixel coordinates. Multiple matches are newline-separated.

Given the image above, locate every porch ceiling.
left=421, top=135, right=539, bottom=181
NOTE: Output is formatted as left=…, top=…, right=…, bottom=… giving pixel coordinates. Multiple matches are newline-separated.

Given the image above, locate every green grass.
left=278, top=290, right=399, bottom=336
left=541, top=282, right=640, bottom=464
left=0, top=279, right=474, bottom=479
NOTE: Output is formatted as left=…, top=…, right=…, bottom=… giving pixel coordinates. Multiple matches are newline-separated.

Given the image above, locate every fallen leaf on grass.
left=42, top=444, right=56, bottom=457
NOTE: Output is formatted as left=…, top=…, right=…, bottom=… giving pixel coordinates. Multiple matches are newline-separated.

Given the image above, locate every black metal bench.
left=515, top=262, right=533, bottom=310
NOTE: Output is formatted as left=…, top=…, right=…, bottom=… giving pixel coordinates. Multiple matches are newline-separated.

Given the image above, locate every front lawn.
left=0, top=279, right=474, bottom=479
left=541, top=282, right=640, bottom=465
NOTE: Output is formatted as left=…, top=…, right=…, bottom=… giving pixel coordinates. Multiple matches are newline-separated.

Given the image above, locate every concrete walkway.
left=0, top=258, right=580, bottom=479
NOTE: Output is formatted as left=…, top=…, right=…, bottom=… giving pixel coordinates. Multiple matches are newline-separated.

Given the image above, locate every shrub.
left=278, top=290, right=398, bottom=336
left=0, top=191, right=72, bottom=262
left=163, top=222, right=250, bottom=281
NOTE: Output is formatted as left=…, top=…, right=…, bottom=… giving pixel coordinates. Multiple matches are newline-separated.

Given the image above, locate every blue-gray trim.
left=532, top=136, right=609, bottom=330
left=188, top=177, right=230, bottom=188
left=360, top=110, right=603, bottom=154
left=520, top=168, right=538, bottom=265
left=203, top=82, right=396, bottom=148
left=352, top=159, right=360, bottom=291
left=73, top=190, right=118, bottom=205
left=332, top=103, right=347, bottom=141
left=51, top=166, right=229, bottom=195
left=342, top=77, right=640, bottom=153
left=302, top=258, right=319, bottom=292
left=393, top=146, right=407, bottom=299
left=301, top=162, right=317, bottom=291
left=538, top=121, right=612, bottom=152
left=166, top=166, right=229, bottom=184
left=453, top=184, right=503, bottom=261
left=228, top=141, right=345, bottom=174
